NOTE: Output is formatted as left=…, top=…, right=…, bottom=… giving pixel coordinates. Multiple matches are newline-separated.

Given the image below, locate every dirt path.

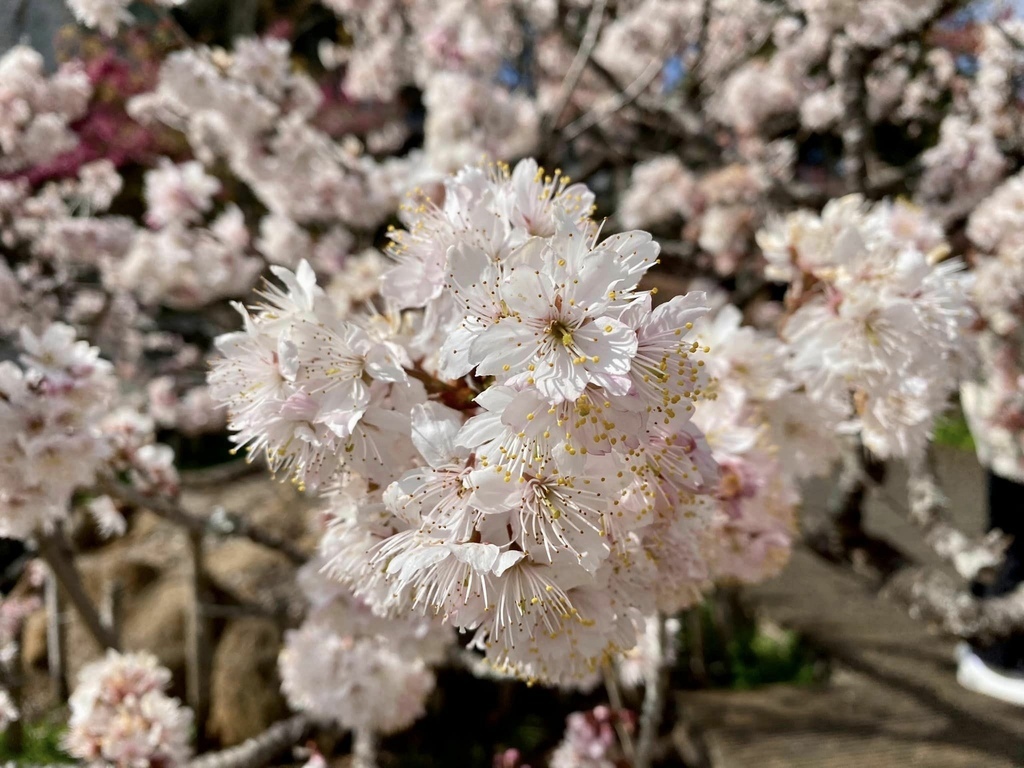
left=678, top=448, right=1024, bottom=767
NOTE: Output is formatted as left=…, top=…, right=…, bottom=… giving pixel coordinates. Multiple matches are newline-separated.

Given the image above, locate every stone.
left=207, top=617, right=289, bottom=746
left=120, top=577, right=190, bottom=696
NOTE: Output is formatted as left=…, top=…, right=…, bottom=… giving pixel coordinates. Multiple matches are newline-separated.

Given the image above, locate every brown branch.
left=806, top=436, right=869, bottom=560
left=179, top=460, right=264, bottom=488
left=804, top=438, right=910, bottom=579
left=684, top=0, right=713, bottom=104
left=36, top=530, right=120, bottom=652
left=186, top=714, right=312, bottom=768
left=578, top=52, right=714, bottom=151
left=99, top=478, right=307, bottom=566
left=838, top=39, right=870, bottom=193
left=186, top=530, right=212, bottom=745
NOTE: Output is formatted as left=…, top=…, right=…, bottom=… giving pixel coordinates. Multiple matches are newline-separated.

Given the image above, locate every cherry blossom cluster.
left=692, top=304, right=832, bottom=585
left=1, top=0, right=1021, bottom=758
left=758, top=196, right=975, bottom=461
left=549, top=706, right=633, bottom=768
left=117, top=159, right=263, bottom=310
left=706, top=1, right=961, bottom=142
left=617, top=614, right=681, bottom=690
left=4, top=151, right=257, bottom=320
left=279, top=560, right=450, bottom=735
left=128, top=38, right=417, bottom=232
left=315, top=0, right=545, bottom=171
left=0, top=46, right=92, bottom=175
left=608, top=1, right=1015, bottom=281
left=0, top=323, right=176, bottom=541
left=0, top=324, right=116, bottom=540
left=620, top=156, right=775, bottom=277
left=147, top=377, right=226, bottom=438
left=316, top=0, right=531, bottom=101
left=212, top=158, right=721, bottom=683
left=64, top=650, right=193, bottom=768
left=960, top=171, right=1024, bottom=482
left=609, top=299, right=836, bottom=688
left=966, top=171, right=1024, bottom=337
left=66, top=0, right=185, bottom=37
left=0, top=156, right=133, bottom=335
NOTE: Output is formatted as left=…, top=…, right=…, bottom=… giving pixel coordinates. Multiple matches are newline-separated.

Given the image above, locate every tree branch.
left=352, top=728, right=379, bottom=768
left=807, top=436, right=869, bottom=559
left=684, top=0, right=713, bottom=104
left=907, top=453, right=1010, bottom=582
left=544, top=0, right=608, bottom=137
left=838, top=38, right=870, bottom=193
left=99, top=478, right=307, bottom=566
left=179, top=460, right=264, bottom=488
left=186, top=530, right=212, bottom=745
left=35, top=530, right=120, bottom=652
left=564, top=56, right=665, bottom=142
left=186, top=714, right=312, bottom=768
left=886, top=568, right=1024, bottom=643
left=635, top=614, right=675, bottom=768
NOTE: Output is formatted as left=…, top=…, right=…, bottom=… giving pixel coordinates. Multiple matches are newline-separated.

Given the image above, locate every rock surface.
left=207, top=617, right=289, bottom=746
left=20, top=475, right=316, bottom=745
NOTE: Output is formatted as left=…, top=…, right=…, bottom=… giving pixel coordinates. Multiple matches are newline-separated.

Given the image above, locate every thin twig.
left=44, top=565, right=68, bottom=700
left=545, top=0, right=608, bottom=136
left=186, top=530, right=212, bottom=745
left=838, top=38, right=870, bottom=193
left=635, top=613, right=674, bottom=768
left=685, top=608, right=708, bottom=685
left=100, top=578, right=122, bottom=648
left=352, top=728, right=379, bottom=768
left=186, top=714, right=312, bottom=768
left=564, top=56, right=665, bottom=142
left=99, top=478, right=307, bottom=566
left=36, top=530, right=120, bottom=652
left=602, top=662, right=637, bottom=762
left=179, top=460, right=264, bottom=488
left=684, top=0, right=713, bottom=103
left=995, top=21, right=1024, bottom=52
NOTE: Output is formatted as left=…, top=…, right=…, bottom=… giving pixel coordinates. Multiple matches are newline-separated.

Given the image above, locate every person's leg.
left=971, top=471, right=1024, bottom=672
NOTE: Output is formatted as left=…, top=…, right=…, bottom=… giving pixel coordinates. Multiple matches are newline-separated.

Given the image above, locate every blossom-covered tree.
left=0, top=0, right=1022, bottom=765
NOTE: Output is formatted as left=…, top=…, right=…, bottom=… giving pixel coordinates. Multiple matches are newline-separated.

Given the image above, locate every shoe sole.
left=957, top=649, right=1024, bottom=707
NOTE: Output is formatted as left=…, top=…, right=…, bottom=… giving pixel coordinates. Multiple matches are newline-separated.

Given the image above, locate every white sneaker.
left=957, top=643, right=1024, bottom=707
